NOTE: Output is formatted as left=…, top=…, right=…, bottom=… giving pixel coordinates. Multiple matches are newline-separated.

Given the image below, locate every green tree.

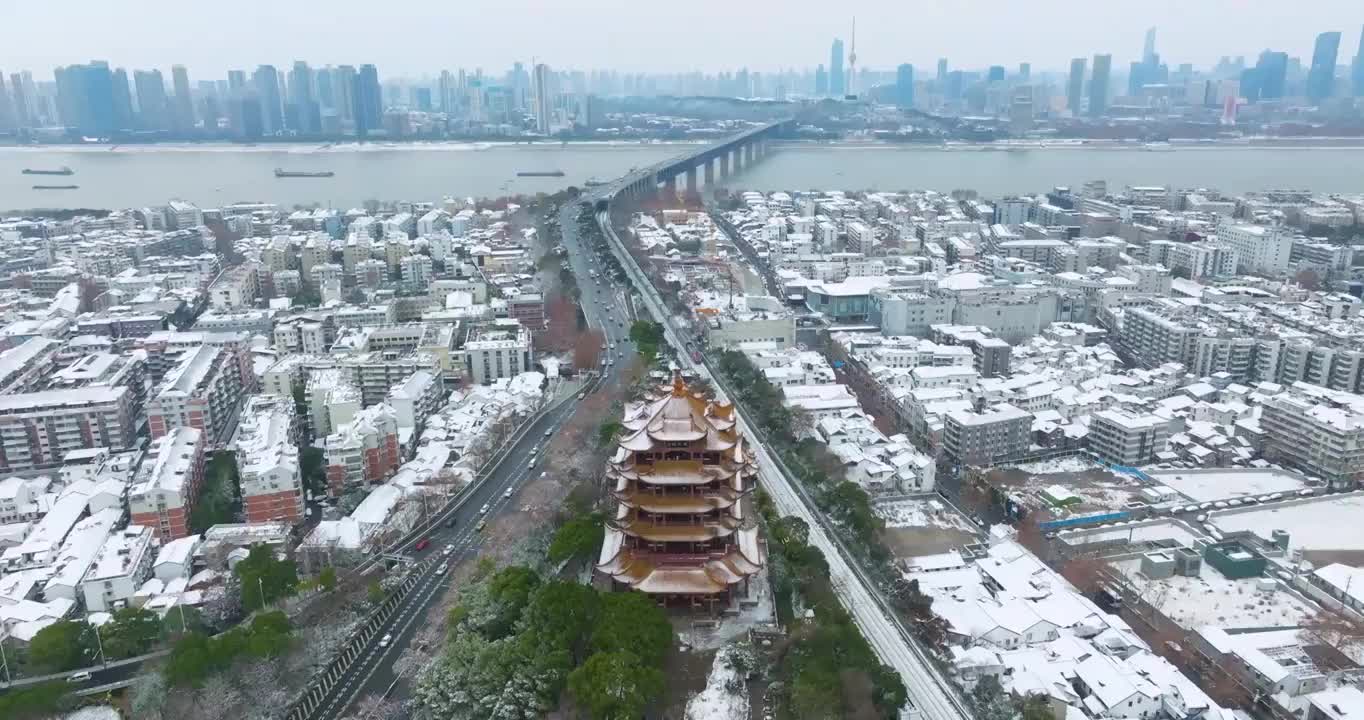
left=318, top=566, right=338, bottom=592
left=486, top=566, right=542, bottom=638
left=547, top=513, right=605, bottom=564
left=27, top=620, right=95, bottom=673
left=161, top=605, right=208, bottom=641
left=596, top=421, right=624, bottom=447
left=165, top=632, right=216, bottom=687
left=969, top=675, right=1014, bottom=720
left=234, top=544, right=299, bottom=612
left=1018, top=693, right=1054, bottom=720
left=101, top=606, right=161, bottom=659
left=521, top=580, right=601, bottom=663
left=245, top=611, right=292, bottom=658
left=367, top=579, right=385, bottom=605
left=300, top=447, right=326, bottom=496
left=568, top=651, right=664, bottom=720
left=590, top=592, right=674, bottom=667
left=0, top=682, right=74, bottom=720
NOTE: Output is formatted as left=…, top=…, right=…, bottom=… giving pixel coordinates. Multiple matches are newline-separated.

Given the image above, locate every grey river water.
left=1, top=141, right=1361, bottom=211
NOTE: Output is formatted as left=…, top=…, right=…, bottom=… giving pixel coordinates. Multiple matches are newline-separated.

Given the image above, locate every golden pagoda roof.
left=617, top=375, right=744, bottom=455
left=596, top=526, right=765, bottom=595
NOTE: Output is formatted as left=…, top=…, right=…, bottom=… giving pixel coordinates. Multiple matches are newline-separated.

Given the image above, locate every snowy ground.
left=1208, top=494, right=1364, bottom=554
left=64, top=708, right=121, bottom=720
left=875, top=498, right=977, bottom=532
left=1010, top=456, right=1095, bottom=475
left=685, top=643, right=752, bottom=720
left=1112, top=557, right=1315, bottom=630
left=678, top=566, right=776, bottom=651
left=1147, top=469, right=1307, bottom=503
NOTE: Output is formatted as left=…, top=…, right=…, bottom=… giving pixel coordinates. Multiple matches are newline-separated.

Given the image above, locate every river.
left=2, top=141, right=1361, bottom=211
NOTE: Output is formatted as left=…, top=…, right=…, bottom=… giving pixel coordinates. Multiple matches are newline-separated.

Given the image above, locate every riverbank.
left=6, top=135, right=1364, bottom=154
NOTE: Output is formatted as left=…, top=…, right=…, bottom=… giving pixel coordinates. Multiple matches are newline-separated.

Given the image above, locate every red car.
left=413, top=537, right=431, bottom=551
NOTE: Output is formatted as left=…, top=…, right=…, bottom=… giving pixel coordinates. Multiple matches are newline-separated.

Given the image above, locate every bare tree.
left=1299, top=607, right=1364, bottom=657
left=1059, top=556, right=1111, bottom=594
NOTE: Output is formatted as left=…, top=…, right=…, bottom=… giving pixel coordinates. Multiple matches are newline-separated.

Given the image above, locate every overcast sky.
left=7, top=0, right=1363, bottom=79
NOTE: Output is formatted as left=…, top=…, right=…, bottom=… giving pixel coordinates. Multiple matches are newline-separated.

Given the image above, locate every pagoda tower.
left=596, top=375, right=764, bottom=611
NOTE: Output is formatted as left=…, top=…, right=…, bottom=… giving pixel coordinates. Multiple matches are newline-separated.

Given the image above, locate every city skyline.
left=6, top=0, right=1364, bottom=77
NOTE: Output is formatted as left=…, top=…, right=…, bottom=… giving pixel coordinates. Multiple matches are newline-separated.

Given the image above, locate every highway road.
left=307, top=202, right=641, bottom=719
left=590, top=198, right=970, bottom=720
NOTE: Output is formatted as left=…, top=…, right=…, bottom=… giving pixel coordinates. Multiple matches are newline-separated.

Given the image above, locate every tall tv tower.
left=847, top=16, right=857, bottom=97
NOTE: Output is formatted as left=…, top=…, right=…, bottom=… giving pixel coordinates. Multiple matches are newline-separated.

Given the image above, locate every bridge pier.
left=703, top=159, right=715, bottom=187
left=719, top=154, right=730, bottom=178
left=745, top=143, right=755, bottom=167
left=732, top=147, right=744, bottom=173
left=663, top=175, right=677, bottom=200
left=685, top=167, right=698, bottom=197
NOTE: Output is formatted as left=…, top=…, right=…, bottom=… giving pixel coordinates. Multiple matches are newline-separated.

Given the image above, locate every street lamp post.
left=92, top=622, right=107, bottom=666
left=258, top=577, right=267, bottom=609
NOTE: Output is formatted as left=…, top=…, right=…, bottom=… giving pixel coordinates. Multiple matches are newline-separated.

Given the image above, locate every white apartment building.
left=209, top=262, right=260, bottom=310
left=463, top=320, right=533, bottom=385
left=1147, top=240, right=1239, bottom=279
left=274, top=319, right=330, bottom=354
left=1260, top=382, right=1364, bottom=488
left=386, top=370, right=444, bottom=431
left=1088, top=409, right=1169, bottom=466
left=401, top=254, right=434, bottom=289
left=80, top=526, right=156, bottom=612
left=846, top=221, right=875, bottom=254
left=1217, top=221, right=1292, bottom=276
left=942, top=404, right=1032, bottom=466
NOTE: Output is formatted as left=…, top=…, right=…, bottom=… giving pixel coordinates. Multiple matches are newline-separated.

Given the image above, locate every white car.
left=504, top=487, right=514, bottom=499
left=436, top=563, right=449, bottom=575
left=479, top=503, right=490, bottom=515
left=443, top=544, right=454, bottom=555
left=378, top=633, right=393, bottom=648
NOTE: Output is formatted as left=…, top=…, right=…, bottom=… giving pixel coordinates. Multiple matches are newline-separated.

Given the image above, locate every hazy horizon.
left=6, top=0, right=1364, bottom=79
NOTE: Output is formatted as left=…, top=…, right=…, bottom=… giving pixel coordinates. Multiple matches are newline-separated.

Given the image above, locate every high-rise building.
left=111, top=68, right=134, bottom=131
left=55, top=61, right=116, bottom=136
left=171, top=65, right=194, bottom=130
left=438, top=70, right=456, bottom=113
left=1067, top=57, right=1086, bottom=114
left=253, top=65, right=283, bottom=134
left=134, top=69, right=169, bottom=131
left=814, top=64, right=828, bottom=96
left=1307, top=31, right=1341, bottom=102
left=1257, top=51, right=1289, bottom=99
left=0, top=73, right=14, bottom=130
left=354, top=64, right=382, bottom=136
left=1089, top=54, right=1112, bottom=116
left=829, top=38, right=845, bottom=97
left=1143, top=27, right=1158, bottom=65
left=9, top=72, right=31, bottom=127
left=1352, top=25, right=1364, bottom=96
left=316, top=67, right=334, bottom=111
left=334, top=65, right=356, bottom=124
left=289, top=61, right=318, bottom=133
left=532, top=62, right=552, bottom=134
left=227, top=70, right=246, bottom=92
left=895, top=63, right=914, bottom=108
left=1018, top=63, right=1031, bottom=82
left=936, top=58, right=948, bottom=84
left=987, top=65, right=1005, bottom=83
